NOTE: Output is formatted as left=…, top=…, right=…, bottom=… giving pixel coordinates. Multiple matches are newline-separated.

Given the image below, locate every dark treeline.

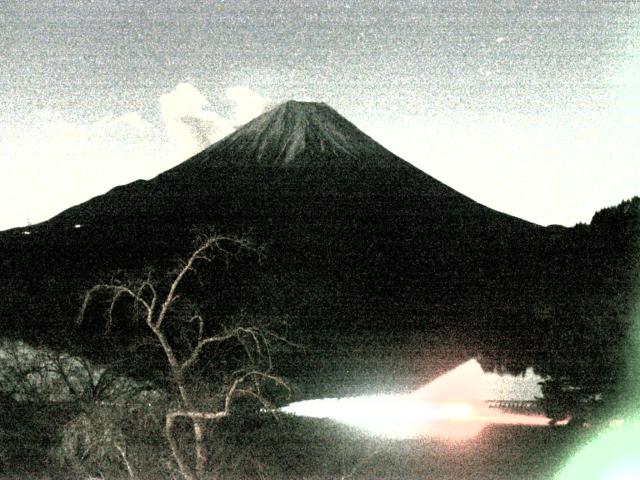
left=475, top=197, right=640, bottom=421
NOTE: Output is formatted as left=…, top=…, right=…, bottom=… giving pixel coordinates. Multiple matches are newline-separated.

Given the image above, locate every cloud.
left=159, top=83, right=271, bottom=157
left=38, top=114, right=89, bottom=147
left=92, top=112, right=155, bottom=142
left=225, top=86, right=271, bottom=126
left=159, top=83, right=234, bottom=157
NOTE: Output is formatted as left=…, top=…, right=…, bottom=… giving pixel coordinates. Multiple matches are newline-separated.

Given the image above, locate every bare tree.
left=78, top=235, right=291, bottom=480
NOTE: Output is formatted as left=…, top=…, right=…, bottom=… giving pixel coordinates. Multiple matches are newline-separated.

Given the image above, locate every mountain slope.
left=42, top=101, right=533, bottom=228
left=198, top=100, right=399, bottom=167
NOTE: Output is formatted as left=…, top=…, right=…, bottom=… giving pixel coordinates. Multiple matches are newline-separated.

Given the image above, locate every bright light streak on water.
left=282, top=359, right=554, bottom=440
left=281, top=395, right=480, bottom=440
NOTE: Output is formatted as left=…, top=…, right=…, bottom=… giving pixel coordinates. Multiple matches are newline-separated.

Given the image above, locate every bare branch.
left=51, top=353, right=80, bottom=398
left=77, top=234, right=289, bottom=480
left=165, top=414, right=196, bottom=480
left=181, top=329, right=241, bottom=371
left=77, top=284, right=151, bottom=331
left=137, top=277, right=158, bottom=324
left=114, top=442, right=138, bottom=480
left=186, top=315, right=205, bottom=343
left=167, top=410, right=228, bottom=422
left=156, top=236, right=241, bottom=329
left=224, top=370, right=290, bottom=411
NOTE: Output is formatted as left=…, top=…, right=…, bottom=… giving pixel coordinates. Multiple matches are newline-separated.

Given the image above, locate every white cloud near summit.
left=159, top=83, right=270, bottom=157
left=225, top=86, right=271, bottom=126
left=159, top=83, right=234, bottom=158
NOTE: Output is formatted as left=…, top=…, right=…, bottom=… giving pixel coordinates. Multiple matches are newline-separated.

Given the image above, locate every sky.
left=1, top=0, right=639, bottom=230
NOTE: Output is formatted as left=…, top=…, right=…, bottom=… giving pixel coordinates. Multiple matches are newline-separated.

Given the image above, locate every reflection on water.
left=282, top=359, right=553, bottom=440
left=282, top=394, right=485, bottom=439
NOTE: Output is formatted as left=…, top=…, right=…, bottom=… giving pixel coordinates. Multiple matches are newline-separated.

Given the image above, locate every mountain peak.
left=278, top=99, right=331, bottom=110
left=196, top=100, right=403, bottom=168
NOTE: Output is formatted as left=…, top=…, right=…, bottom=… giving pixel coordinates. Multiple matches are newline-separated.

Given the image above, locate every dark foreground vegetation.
left=1, top=393, right=586, bottom=480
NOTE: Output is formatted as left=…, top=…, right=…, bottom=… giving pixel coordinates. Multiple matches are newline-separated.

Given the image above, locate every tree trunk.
left=166, top=414, right=196, bottom=480
left=193, top=418, right=209, bottom=480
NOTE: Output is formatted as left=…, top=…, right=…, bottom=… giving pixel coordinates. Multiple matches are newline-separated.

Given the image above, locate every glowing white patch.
left=282, top=359, right=551, bottom=440
left=411, top=359, right=543, bottom=401
left=159, top=83, right=234, bottom=157
left=74, top=224, right=82, bottom=228
left=281, top=395, right=474, bottom=438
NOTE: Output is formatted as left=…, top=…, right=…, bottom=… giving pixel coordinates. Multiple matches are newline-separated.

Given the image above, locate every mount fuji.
left=1, top=101, right=635, bottom=396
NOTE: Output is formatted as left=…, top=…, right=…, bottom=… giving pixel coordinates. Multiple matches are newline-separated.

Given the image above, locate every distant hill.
left=0, top=101, right=637, bottom=399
